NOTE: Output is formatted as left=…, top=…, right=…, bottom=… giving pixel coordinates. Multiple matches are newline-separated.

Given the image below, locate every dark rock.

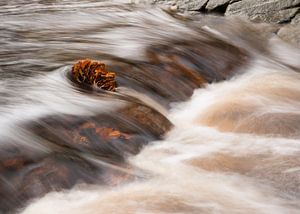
left=0, top=101, right=172, bottom=212
left=28, top=103, right=172, bottom=161
left=16, top=154, right=100, bottom=199
left=119, top=104, right=171, bottom=137
left=226, top=0, right=300, bottom=23
left=0, top=150, right=134, bottom=213
left=113, top=37, right=248, bottom=105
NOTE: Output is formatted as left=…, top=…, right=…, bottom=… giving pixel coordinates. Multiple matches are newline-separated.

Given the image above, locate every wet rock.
left=22, top=98, right=172, bottom=175
left=113, top=38, right=248, bottom=105
left=0, top=150, right=133, bottom=213
left=0, top=103, right=168, bottom=212
left=28, top=106, right=171, bottom=162
left=0, top=100, right=172, bottom=212
left=0, top=145, right=42, bottom=174
left=36, top=121, right=141, bottom=162
left=71, top=59, right=117, bottom=91
left=119, top=103, right=171, bottom=137
left=16, top=154, right=99, bottom=199
left=0, top=176, right=18, bottom=213
left=0, top=145, right=46, bottom=212
left=225, top=0, right=300, bottom=23
left=277, top=24, right=300, bottom=46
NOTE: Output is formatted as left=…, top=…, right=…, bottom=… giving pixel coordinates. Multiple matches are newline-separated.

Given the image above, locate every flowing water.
left=1, top=0, right=300, bottom=213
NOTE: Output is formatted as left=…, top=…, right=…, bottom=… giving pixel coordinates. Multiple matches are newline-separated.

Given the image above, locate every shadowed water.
left=0, top=0, right=300, bottom=213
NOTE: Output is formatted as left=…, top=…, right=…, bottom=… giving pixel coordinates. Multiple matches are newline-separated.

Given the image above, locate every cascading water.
left=0, top=1, right=300, bottom=213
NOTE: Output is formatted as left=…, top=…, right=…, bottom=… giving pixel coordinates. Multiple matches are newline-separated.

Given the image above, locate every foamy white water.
left=21, top=55, right=300, bottom=213
left=0, top=1, right=300, bottom=213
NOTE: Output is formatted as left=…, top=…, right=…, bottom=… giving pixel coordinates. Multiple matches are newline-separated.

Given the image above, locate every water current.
left=1, top=1, right=300, bottom=213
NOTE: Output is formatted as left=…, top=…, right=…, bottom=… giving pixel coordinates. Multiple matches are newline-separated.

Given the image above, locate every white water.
left=1, top=1, right=300, bottom=213
left=22, top=54, right=300, bottom=213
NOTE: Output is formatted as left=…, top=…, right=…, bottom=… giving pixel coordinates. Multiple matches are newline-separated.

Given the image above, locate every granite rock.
left=250, top=7, right=299, bottom=23
left=205, top=0, right=231, bottom=11
left=149, top=0, right=208, bottom=11
left=225, top=0, right=300, bottom=23
left=175, top=0, right=208, bottom=11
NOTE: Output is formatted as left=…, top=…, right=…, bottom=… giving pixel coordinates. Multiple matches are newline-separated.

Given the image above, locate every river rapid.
left=1, top=1, right=300, bottom=213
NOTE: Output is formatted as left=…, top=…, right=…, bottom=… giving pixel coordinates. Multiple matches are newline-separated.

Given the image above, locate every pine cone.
left=71, top=59, right=117, bottom=91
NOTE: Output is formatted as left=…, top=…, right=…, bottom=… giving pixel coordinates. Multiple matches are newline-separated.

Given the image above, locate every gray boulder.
left=149, top=0, right=209, bottom=11
left=250, top=7, right=299, bottom=23
left=226, top=0, right=300, bottom=23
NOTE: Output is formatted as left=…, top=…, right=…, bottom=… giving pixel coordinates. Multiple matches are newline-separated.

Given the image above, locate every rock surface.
left=249, top=7, right=299, bottom=23
left=205, top=0, right=231, bottom=11
left=112, top=37, right=248, bottom=104
left=0, top=101, right=172, bottom=212
left=143, top=0, right=208, bottom=11
left=225, top=0, right=300, bottom=23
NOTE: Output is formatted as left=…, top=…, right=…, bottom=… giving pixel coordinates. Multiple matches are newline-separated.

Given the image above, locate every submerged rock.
left=29, top=103, right=172, bottom=160
left=0, top=100, right=172, bottom=212
left=0, top=146, right=133, bottom=213
left=113, top=38, right=248, bottom=105
left=152, top=0, right=208, bottom=11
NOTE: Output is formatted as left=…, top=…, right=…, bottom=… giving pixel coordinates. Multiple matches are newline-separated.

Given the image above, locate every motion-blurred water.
left=1, top=1, right=300, bottom=213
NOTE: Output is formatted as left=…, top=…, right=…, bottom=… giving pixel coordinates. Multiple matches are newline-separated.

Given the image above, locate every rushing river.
left=1, top=0, right=300, bottom=213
